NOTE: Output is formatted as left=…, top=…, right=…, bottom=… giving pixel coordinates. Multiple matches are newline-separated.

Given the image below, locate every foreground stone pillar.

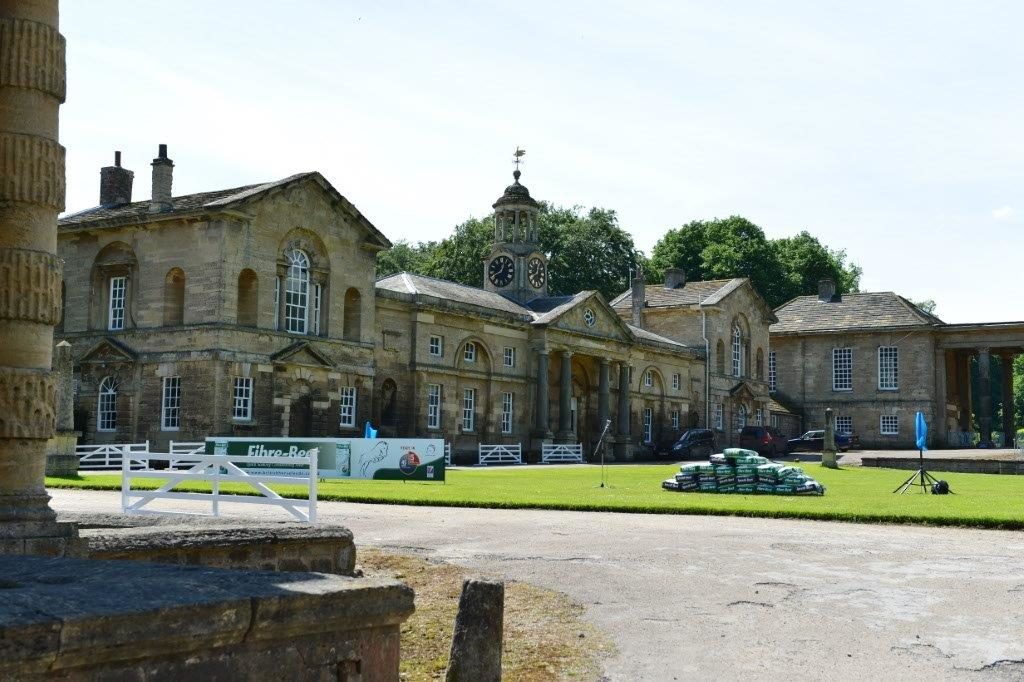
left=978, top=348, right=993, bottom=447
left=446, top=578, right=503, bottom=682
left=614, top=362, right=633, bottom=460
left=0, top=0, right=69, bottom=537
left=555, top=350, right=572, bottom=441
left=822, top=407, right=838, bottom=468
left=1000, top=352, right=1015, bottom=448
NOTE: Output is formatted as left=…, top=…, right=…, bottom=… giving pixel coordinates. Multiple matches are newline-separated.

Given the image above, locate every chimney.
left=663, top=267, right=686, bottom=289
left=818, top=278, right=837, bottom=303
left=631, top=266, right=646, bottom=328
left=99, top=151, right=134, bottom=206
left=149, top=143, right=174, bottom=212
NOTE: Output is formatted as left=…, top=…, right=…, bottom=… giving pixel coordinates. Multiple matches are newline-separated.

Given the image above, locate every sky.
left=60, top=1, right=1023, bottom=323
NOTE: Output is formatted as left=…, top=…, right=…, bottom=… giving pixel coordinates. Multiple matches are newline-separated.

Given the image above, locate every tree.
left=908, top=299, right=938, bottom=315
left=648, top=217, right=861, bottom=309
left=374, top=240, right=435, bottom=279
left=420, top=216, right=493, bottom=286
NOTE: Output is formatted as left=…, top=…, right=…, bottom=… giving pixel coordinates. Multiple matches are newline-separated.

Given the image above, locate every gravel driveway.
left=50, top=489, right=1024, bottom=681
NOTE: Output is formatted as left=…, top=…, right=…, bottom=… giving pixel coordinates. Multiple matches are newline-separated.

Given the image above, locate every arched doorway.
left=289, top=384, right=313, bottom=437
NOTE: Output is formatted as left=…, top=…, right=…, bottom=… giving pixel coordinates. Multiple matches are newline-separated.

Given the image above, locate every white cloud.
left=992, top=206, right=1013, bottom=220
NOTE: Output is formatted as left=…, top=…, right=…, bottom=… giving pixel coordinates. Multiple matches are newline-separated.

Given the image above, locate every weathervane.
left=513, top=146, right=525, bottom=171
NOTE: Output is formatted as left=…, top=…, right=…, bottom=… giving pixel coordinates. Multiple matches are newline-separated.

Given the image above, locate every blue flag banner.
left=915, top=411, right=928, bottom=451
left=364, top=421, right=378, bottom=439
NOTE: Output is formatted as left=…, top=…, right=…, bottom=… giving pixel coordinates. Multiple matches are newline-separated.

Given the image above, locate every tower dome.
left=492, top=169, right=539, bottom=209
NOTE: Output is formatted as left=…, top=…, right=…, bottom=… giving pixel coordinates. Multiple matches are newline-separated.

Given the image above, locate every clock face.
left=528, top=257, right=546, bottom=289
left=488, top=255, right=514, bottom=287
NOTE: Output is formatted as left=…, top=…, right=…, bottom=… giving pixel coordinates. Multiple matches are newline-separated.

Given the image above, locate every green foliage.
left=648, top=218, right=862, bottom=308
left=909, top=298, right=938, bottom=315
left=50, top=465, right=1024, bottom=530
left=1016, top=355, right=1024, bottom=431
left=374, top=240, right=434, bottom=280
left=420, top=216, right=493, bottom=286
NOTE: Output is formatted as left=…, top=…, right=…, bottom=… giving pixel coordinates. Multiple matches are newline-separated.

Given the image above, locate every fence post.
left=121, top=450, right=129, bottom=511
left=309, top=448, right=318, bottom=524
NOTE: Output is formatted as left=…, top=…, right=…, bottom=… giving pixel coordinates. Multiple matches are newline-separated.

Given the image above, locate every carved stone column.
left=978, top=348, right=993, bottom=447
left=0, top=0, right=78, bottom=553
left=1000, top=352, right=1015, bottom=448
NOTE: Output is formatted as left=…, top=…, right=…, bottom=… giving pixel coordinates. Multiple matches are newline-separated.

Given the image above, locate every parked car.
left=787, top=430, right=858, bottom=453
left=739, top=425, right=789, bottom=457
left=662, top=428, right=716, bottom=460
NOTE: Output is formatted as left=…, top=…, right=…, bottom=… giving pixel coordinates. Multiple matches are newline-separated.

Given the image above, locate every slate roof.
left=627, top=324, right=697, bottom=353
left=608, top=279, right=742, bottom=309
left=375, top=273, right=534, bottom=319
left=58, top=172, right=391, bottom=248
left=767, top=395, right=799, bottom=416
left=771, top=292, right=944, bottom=334
left=528, top=293, right=592, bottom=324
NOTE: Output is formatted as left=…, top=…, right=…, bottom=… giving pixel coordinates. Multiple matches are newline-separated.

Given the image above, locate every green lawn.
left=46, top=464, right=1024, bottom=529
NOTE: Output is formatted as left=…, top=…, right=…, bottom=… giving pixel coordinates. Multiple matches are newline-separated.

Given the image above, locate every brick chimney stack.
left=631, top=267, right=646, bottom=328
left=663, top=267, right=686, bottom=289
left=99, top=151, right=133, bottom=207
left=149, top=143, right=174, bottom=212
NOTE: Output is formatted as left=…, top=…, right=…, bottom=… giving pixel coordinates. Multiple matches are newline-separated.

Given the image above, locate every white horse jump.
left=541, top=443, right=584, bottom=464
left=75, top=442, right=149, bottom=470
left=477, top=443, right=522, bottom=466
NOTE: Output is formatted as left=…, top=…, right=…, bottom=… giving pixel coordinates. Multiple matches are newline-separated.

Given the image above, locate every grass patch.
left=47, top=464, right=1024, bottom=529
left=360, top=550, right=612, bottom=680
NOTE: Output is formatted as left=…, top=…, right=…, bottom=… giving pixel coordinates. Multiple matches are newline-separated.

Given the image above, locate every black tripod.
left=893, top=448, right=951, bottom=494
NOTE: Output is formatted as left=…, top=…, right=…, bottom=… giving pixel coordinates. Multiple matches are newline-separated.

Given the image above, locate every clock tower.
left=483, top=153, right=549, bottom=304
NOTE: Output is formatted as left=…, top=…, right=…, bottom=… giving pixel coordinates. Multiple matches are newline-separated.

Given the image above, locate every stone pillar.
left=555, top=350, right=573, bottom=441
left=533, top=350, right=550, bottom=437
left=957, top=351, right=972, bottom=433
left=822, top=407, right=838, bottom=468
left=45, top=341, right=79, bottom=476
left=614, top=362, right=633, bottom=460
left=596, top=359, right=613, bottom=462
left=1000, top=352, right=1015, bottom=448
left=0, top=0, right=78, bottom=553
left=978, top=348, right=993, bottom=447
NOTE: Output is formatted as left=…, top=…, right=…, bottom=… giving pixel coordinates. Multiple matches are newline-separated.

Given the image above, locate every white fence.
left=478, top=443, right=522, bottom=466
left=76, top=442, right=149, bottom=470
left=121, top=449, right=317, bottom=523
left=168, top=441, right=205, bottom=469
left=444, top=442, right=451, bottom=466
left=541, top=443, right=584, bottom=464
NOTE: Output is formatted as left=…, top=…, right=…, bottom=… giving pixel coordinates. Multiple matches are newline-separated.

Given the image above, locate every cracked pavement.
left=50, top=489, right=1024, bottom=681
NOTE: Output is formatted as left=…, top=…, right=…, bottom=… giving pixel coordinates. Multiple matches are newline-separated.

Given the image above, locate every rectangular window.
left=755, top=408, right=763, bottom=425
left=768, top=351, right=777, bottom=392
left=714, top=403, right=724, bottom=431
left=462, top=388, right=476, bottom=432
left=503, top=346, right=516, bottom=368
left=880, top=414, right=898, bottom=435
left=339, top=386, right=356, bottom=427
left=671, top=410, right=680, bottom=430
left=232, top=377, right=253, bottom=421
left=464, top=342, right=476, bottom=363
left=771, top=414, right=780, bottom=429
left=501, top=392, right=514, bottom=434
left=285, top=278, right=308, bottom=335
left=429, top=335, right=443, bottom=357
left=161, top=376, right=181, bottom=430
left=737, top=407, right=747, bottom=431
left=644, top=370, right=653, bottom=387
left=312, top=284, right=322, bottom=336
left=274, top=277, right=281, bottom=331
left=832, top=348, right=853, bottom=391
left=672, top=373, right=680, bottom=391
left=427, top=384, right=441, bottom=429
left=98, top=389, right=117, bottom=432
left=878, top=346, right=899, bottom=390
left=643, top=407, right=653, bottom=443
left=108, top=276, right=126, bottom=331
left=835, top=415, right=853, bottom=434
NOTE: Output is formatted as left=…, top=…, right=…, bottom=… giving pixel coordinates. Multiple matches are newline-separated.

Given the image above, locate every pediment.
left=78, top=337, right=137, bottom=364
left=270, top=341, right=335, bottom=368
left=728, top=381, right=758, bottom=400
left=550, top=294, right=634, bottom=342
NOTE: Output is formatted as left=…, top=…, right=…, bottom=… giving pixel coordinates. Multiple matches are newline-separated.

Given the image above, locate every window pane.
left=98, top=377, right=118, bottom=431
left=462, top=389, right=475, bottom=431
left=768, top=351, right=777, bottom=392
left=878, top=347, right=898, bottom=390
left=833, top=348, right=852, bottom=391
left=501, top=391, right=514, bottom=434
left=427, top=384, right=441, bottom=429
left=232, top=377, right=253, bottom=421
left=285, top=249, right=309, bottom=334
left=339, top=386, right=357, bottom=427
left=161, top=377, right=181, bottom=430
left=108, top=276, right=126, bottom=331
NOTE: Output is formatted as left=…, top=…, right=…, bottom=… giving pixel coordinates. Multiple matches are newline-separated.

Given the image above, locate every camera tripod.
left=893, top=448, right=952, bottom=494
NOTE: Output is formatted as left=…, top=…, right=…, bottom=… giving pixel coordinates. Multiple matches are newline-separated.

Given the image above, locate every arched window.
left=736, top=404, right=747, bottom=432
left=97, top=377, right=118, bottom=432
left=732, top=325, right=742, bottom=377
left=755, top=348, right=764, bottom=381
left=163, top=268, right=185, bottom=326
left=284, top=249, right=310, bottom=334
left=237, top=269, right=258, bottom=327
left=716, top=340, right=725, bottom=374
left=343, top=288, right=361, bottom=341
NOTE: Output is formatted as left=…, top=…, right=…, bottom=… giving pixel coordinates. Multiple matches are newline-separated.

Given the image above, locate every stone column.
left=822, top=407, right=838, bottom=468
left=957, top=351, right=972, bottom=433
left=533, top=350, right=550, bottom=437
left=597, top=359, right=610, bottom=432
left=555, top=350, right=573, bottom=441
left=978, top=348, right=993, bottom=447
left=614, top=362, right=633, bottom=460
left=0, top=0, right=79, bottom=551
left=1000, top=352, right=1015, bottom=448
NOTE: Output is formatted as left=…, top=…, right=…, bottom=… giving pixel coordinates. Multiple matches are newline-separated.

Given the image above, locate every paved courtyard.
left=51, top=489, right=1024, bottom=681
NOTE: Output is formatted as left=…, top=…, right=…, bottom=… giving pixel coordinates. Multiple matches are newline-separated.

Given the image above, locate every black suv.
left=664, top=429, right=716, bottom=460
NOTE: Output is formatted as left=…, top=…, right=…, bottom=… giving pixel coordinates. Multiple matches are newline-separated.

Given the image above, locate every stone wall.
left=861, top=456, right=1024, bottom=475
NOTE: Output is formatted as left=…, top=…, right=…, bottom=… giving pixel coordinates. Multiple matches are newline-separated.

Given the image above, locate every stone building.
left=58, top=154, right=705, bottom=459
left=58, top=147, right=389, bottom=449
left=610, top=271, right=778, bottom=447
left=771, top=279, right=1023, bottom=448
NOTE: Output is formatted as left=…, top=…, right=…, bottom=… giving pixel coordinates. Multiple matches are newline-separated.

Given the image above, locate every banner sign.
left=205, top=437, right=445, bottom=481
